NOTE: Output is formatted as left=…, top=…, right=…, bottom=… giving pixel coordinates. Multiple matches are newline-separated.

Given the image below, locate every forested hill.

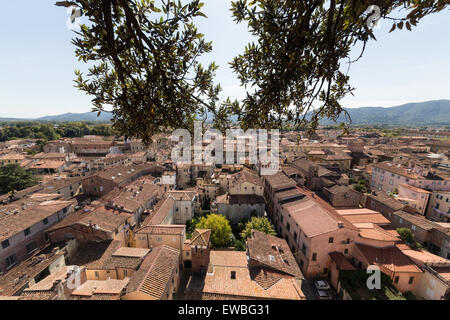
left=319, top=100, right=450, bottom=125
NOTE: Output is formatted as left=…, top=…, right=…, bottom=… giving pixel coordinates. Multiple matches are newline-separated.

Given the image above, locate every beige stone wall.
left=325, top=188, right=361, bottom=208
left=135, top=231, right=185, bottom=263
left=415, top=268, right=449, bottom=300
left=86, top=268, right=117, bottom=281
left=398, top=184, right=430, bottom=215
left=303, top=230, right=358, bottom=278
left=229, top=181, right=263, bottom=196
left=426, top=191, right=450, bottom=222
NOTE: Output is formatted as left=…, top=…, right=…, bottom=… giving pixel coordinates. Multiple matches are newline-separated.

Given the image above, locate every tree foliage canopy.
left=59, top=0, right=449, bottom=141
left=0, top=164, right=38, bottom=195
left=396, top=227, right=415, bottom=244
left=240, top=216, right=276, bottom=240
left=68, top=0, right=227, bottom=144
left=196, top=213, right=232, bottom=247
left=0, top=122, right=118, bottom=142
left=230, top=0, right=449, bottom=134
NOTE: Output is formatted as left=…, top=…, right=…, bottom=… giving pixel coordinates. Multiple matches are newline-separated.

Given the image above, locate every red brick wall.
left=191, top=245, right=210, bottom=274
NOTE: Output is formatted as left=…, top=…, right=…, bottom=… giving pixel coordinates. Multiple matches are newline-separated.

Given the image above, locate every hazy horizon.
left=1, top=1, right=449, bottom=118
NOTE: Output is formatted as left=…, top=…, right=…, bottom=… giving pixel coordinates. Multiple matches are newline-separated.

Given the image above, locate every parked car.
left=315, top=280, right=330, bottom=290
left=317, top=289, right=332, bottom=300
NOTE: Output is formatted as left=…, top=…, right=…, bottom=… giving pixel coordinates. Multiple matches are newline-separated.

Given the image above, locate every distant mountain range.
left=1, top=99, right=449, bottom=125
left=37, top=112, right=113, bottom=122
left=319, top=99, right=450, bottom=125
left=0, top=112, right=113, bottom=122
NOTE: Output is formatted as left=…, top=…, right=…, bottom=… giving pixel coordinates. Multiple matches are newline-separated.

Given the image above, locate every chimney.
left=55, top=280, right=67, bottom=300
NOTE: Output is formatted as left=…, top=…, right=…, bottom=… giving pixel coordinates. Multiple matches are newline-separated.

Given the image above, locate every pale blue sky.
left=0, top=1, right=449, bottom=118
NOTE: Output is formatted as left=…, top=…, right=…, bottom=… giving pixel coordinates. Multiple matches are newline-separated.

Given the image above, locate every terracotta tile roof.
left=0, top=199, right=73, bottom=241
left=0, top=184, right=45, bottom=203
left=0, top=296, right=20, bottom=300
left=73, top=293, right=121, bottom=300
left=208, top=250, right=248, bottom=267
left=392, top=210, right=440, bottom=231
left=46, top=208, right=89, bottom=232
left=280, top=187, right=358, bottom=238
left=366, top=193, right=406, bottom=211
left=283, top=200, right=341, bottom=237
left=143, top=195, right=175, bottom=226
left=71, top=278, right=129, bottom=297
left=190, top=229, right=211, bottom=247
left=20, top=291, right=59, bottom=300
left=355, top=243, right=422, bottom=273
left=0, top=248, right=65, bottom=296
left=357, top=223, right=400, bottom=242
left=324, top=184, right=358, bottom=195
left=297, top=186, right=358, bottom=228
left=41, top=176, right=82, bottom=191
left=0, top=153, right=25, bottom=160
left=69, top=240, right=143, bottom=270
left=291, top=159, right=338, bottom=178
left=250, top=268, right=283, bottom=289
left=77, top=206, right=131, bottom=232
left=31, top=153, right=68, bottom=160
left=321, top=150, right=352, bottom=161
left=396, top=244, right=450, bottom=268
left=24, top=265, right=83, bottom=292
left=135, top=224, right=185, bottom=236
left=337, top=209, right=391, bottom=225
left=433, top=267, right=450, bottom=282
left=383, top=228, right=402, bottom=237
left=186, top=250, right=305, bottom=300
left=112, top=247, right=150, bottom=259
left=282, top=165, right=303, bottom=177
left=230, top=168, right=263, bottom=187
left=93, top=163, right=163, bottom=185
left=399, top=183, right=431, bottom=194
left=337, top=208, right=379, bottom=216
left=29, top=160, right=66, bottom=170
left=125, top=245, right=180, bottom=299
left=247, top=230, right=303, bottom=279
left=329, top=252, right=356, bottom=271
left=264, top=171, right=297, bottom=191
left=274, top=188, right=304, bottom=202
left=345, top=214, right=390, bottom=225
left=373, top=162, right=447, bottom=180
left=216, top=194, right=265, bottom=205
left=100, top=177, right=164, bottom=213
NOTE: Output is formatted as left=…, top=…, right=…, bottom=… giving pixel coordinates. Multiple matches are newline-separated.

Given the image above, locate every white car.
left=315, top=280, right=330, bottom=291
left=317, top=289, right=332, bottom=300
